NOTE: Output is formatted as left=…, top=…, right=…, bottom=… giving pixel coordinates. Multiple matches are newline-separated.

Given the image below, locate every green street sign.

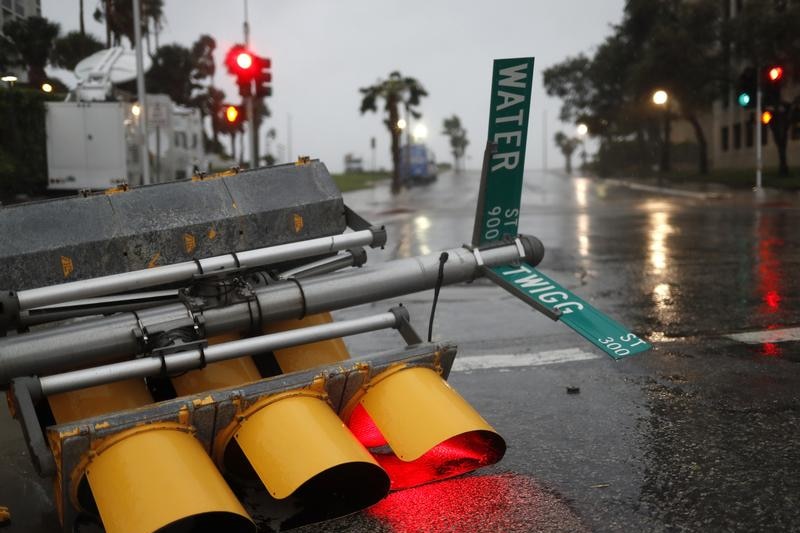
left=486, top=262, right=651, bottom=359
left=472, top=57, right=535, bottom=247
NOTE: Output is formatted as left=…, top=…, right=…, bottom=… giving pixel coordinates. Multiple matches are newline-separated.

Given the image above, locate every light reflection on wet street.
left=325, top=169, right=800, bottom=532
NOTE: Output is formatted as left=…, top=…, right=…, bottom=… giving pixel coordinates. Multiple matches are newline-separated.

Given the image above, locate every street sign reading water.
left=474, top=57, right=651, bottom=359
left=473, top=57, right=535, bottom=247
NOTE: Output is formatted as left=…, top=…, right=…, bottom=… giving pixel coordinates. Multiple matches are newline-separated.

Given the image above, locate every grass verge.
left=331, top=172, right=390, bottom=192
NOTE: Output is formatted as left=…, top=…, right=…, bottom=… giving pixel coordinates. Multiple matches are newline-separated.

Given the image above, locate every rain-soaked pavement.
left=1, top=169, right=799, bottom=532
left=310, top=169, right=800, bottom=532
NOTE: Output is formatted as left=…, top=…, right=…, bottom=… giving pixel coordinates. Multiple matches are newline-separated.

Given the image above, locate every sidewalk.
left=595, top=174, right=800, bottom=204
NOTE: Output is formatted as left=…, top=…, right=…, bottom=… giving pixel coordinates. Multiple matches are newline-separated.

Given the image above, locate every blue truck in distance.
left=400, top=143, right=437, bottom=185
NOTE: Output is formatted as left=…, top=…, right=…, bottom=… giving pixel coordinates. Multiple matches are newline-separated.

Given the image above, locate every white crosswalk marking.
left=725, top=327, right=800, bottom=344
left=452, top=349, right=600, bottom=372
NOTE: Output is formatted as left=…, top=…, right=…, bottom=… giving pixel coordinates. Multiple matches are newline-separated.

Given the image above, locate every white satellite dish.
left=74, top=47, right=152, bottom=84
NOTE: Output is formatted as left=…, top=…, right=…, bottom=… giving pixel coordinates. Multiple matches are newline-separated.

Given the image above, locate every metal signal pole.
left=755, top=66, right=763, bottom=191
left=132, top=0, right=150, bottom=185
left=244, top=0, right=257, bottom=168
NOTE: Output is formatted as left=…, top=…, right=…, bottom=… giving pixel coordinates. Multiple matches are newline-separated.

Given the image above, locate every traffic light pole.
left=132, top=0, right=150, bottom=185
left=755, top=68, right=763, bottom=190
left=243, top=0, right=257, bottom=168
left=247, top=94, right=257, bottom=168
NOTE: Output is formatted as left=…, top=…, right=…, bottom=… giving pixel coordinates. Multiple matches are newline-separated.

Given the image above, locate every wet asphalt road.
left=314, top=169, right=800, bottom=532
left=2, top=169, right=800, bottom=532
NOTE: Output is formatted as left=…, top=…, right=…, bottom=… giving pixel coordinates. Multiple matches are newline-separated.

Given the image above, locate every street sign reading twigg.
left=488, top=263, right=651, bottom=359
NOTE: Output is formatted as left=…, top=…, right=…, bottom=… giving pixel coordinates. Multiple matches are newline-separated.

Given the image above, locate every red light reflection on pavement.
left=755, top=215, right=786, bottom=357
left=760, top=342, right=782, bottom=357
left=756, top=222, right=783, bottom=316
left=368, top=472, right=589, bottom=533
left=348, top=404, right=504, bottom=489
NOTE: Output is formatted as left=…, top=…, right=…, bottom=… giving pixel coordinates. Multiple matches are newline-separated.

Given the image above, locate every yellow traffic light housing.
left=344, top=366, right=506, bottom=489
left=47, top=381, right=254, bottom=533
left=170, top=316, right=390, bottom=529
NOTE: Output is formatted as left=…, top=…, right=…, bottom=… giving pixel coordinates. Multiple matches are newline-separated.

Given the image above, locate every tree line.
left=0, top=6, right=262, bottom=161
left=543, top=0, right=800, bottom=177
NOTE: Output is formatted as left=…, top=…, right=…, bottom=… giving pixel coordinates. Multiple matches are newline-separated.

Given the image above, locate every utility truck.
left=45, top=47, right=206, bottom=191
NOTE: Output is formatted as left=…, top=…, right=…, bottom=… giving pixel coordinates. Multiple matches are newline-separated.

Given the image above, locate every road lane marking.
left=604, top=179, right=729, bottom=200
left=725, top=327, right=800, bottom=344
left=452, top=348, right=600, bottom=372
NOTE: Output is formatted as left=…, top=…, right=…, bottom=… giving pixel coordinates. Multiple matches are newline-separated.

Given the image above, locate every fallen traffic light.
left=47, top=380, right=254, bottom=533
left=170, top=315, right=390, bottom=529
left=344, top=366, right=506, bottom=489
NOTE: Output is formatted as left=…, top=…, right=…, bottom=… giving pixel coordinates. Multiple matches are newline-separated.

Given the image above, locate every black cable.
left=427, top=252, right=449, bottom=342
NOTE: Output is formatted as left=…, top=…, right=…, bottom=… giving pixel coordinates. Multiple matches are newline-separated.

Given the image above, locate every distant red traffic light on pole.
left=236, top=51, right=253, bottom=70
left=225, top=44, right=257, bottom=81
left=767, top=66, right=783, bottom=83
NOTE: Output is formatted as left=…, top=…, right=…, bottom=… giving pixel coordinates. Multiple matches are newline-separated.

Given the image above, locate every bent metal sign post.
left=476, top=57, right=650, bottom=359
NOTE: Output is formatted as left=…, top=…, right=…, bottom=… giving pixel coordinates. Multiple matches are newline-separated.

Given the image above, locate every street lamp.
left=652, top=90, right=668, bottom=106
left=397, top=118, right=407, bottom=130
left=412, top=123, right=428, bottom=142
left=651, top=90, right=671, bottom=177
left=1, top=75, right=17, bottom=87
left=576, top=124, right=588, bottom=169
left=41, top=82, right=53, bottom=93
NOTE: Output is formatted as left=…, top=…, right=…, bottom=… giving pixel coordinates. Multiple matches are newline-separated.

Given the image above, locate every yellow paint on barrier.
left=183, top=233, right=197, bottom=254
left=293, top=213, right=304, bottom=233
left=60, top=256, right=73, bottom=278
left=147, top=251, right=161, bottom=268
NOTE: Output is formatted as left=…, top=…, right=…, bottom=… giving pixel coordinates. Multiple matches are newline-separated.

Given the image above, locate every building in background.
left=0, top=0, right=40, bottom=34
left=710, top=0, right=800, bottom=171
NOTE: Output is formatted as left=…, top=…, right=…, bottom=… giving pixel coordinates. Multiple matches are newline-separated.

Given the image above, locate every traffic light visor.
left=85, top=424, right=254, bottom=533
left=222, top=391, right=390, bottom=526
left=346, top=366, right=506, bottom=489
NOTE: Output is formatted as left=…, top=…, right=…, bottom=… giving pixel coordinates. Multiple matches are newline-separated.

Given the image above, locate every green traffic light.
left=738, top=92, right=751, bottom=107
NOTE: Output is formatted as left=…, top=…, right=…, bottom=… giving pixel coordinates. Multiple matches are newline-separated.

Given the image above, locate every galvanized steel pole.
left=0, top=237, right=543, bottom=385
left=39, top=311, right=401, bottom=395
left=132, top=0, right=150, bottom=185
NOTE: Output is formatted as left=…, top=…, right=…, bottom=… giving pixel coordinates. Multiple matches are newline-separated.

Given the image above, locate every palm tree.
left=93, top=0, right=163, bottom=48
left=2, top=16, right=60, bottom=86
left=554, top=132, right=581, bottom=174
left=51, top=31, right=104, bottom=71
left=359, top=72, right=427, bottom=193
left=442, top=115, right=469, bottom=172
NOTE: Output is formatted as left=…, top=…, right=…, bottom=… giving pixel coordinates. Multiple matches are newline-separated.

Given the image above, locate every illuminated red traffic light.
left=767, top=66, right=783, bottom=83
left=236, top=51, right=254, bottom=70
left=761, top=111, right=773, bottom=125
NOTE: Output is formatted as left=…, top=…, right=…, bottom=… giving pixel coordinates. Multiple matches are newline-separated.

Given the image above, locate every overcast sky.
left=42, top=0, right=624, bottom=173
